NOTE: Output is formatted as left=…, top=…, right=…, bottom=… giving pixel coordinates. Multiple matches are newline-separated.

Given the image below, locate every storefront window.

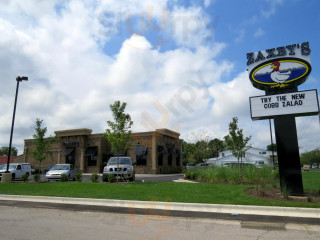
left=158, top=153, right=163, bottom=166
left=136, top=155, right=147, bottom=165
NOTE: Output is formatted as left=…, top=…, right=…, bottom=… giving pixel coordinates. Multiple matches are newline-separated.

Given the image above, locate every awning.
left=166, top=143, right=175, bottom=149
left=157, top=146, right=165, bottom=152
left=61, top=148, right=74, bottom=155
left=134, top=145, right=147, bottom=156
left=85, top=147, right=97, bottom=157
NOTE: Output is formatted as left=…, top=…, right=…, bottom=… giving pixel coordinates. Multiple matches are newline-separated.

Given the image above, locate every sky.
left=1, top=0, right=320, bottom=155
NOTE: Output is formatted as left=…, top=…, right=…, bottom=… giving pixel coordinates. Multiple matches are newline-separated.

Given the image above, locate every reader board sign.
left=249, top=89, right=319, bottom=120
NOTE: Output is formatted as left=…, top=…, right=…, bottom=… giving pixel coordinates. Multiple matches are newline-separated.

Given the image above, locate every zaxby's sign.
left=247, top=42, right=312, bottom=90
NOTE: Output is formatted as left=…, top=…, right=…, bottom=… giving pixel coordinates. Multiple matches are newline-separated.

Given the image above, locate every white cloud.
left=261, top=0, right=284, bottom=19
left=254, top=28, right=265, bottom=38
left=0, top=0, right=317, bottom=156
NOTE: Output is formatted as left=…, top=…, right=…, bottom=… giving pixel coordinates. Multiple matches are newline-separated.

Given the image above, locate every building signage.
left=249, top=89, right=319, bottom=120
left=247, top=42, right=311, bottom=91
left=63, top=141, right=79, bottom=147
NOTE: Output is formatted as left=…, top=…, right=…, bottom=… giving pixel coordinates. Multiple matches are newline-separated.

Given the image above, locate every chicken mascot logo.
left=249, top=58, right=311, bottom=90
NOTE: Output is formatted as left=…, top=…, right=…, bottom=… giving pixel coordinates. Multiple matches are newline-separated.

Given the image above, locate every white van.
left=0, top=163, right=32, bottom=180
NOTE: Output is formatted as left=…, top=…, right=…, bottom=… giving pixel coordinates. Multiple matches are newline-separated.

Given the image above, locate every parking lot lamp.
left=5, top=76, right=28, bottom=173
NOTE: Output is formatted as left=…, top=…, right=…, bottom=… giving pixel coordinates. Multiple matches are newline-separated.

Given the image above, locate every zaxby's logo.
left=247, top=42, right=312, bottom=91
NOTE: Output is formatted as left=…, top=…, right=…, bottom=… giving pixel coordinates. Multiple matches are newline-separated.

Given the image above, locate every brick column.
left=152, top=133, right=157, bottom=173
left=80, top=149, right=85, bottom=173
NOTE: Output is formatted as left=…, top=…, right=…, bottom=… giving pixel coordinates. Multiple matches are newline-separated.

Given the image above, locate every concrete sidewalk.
left=0, top=194, right=319, bottom=219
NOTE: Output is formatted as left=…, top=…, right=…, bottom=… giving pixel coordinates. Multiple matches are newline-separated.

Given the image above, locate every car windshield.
left=0, top=164, right=17, bottom=170
left=50, top=165, right=69, bottom=170
left=108, top=158, right=132, bottom=165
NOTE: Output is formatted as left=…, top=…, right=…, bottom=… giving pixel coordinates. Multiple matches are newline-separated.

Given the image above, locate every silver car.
left=45, top=164, right=77, bottom=181
left=103, top=157, right=135, bottom=182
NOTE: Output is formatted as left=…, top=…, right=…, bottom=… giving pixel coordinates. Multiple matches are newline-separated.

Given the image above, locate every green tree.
left=208, top=138, right=225, bottom=158
left=182, top=141, right=196, bottom=165
left=300, top=149, right=320, bottom=166
left=224, top=117, right=251, bottom=173
left=103, top=101, right=133, bottom=182
left=0, top=146, right=18, bottom=156
left=267, top=143, right=277, bottom=152
left=30, top=119, right=57, bottom=172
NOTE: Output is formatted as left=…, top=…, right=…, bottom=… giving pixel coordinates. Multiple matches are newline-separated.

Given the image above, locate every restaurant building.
left=18, top=128, right=183, bottom=174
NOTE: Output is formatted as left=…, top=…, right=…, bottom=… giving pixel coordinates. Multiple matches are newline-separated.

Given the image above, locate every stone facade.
left=17, top=128, right=182, bottom=174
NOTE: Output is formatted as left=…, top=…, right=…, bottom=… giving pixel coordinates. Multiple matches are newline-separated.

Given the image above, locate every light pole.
left=2, top=76, right=28, bottom=182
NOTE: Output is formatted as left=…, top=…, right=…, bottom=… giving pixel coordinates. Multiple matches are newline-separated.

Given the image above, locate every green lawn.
left=0, top=174, right=319, bottom=208
left=302, top=171, right=320, bottom=191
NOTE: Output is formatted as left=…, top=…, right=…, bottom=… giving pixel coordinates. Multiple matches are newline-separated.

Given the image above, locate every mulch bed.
left=245, top=187, right=320, bottom=203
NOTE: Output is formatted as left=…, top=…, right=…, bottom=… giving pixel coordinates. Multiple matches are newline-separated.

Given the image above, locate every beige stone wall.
left=15, top=128, right=182, bottom=174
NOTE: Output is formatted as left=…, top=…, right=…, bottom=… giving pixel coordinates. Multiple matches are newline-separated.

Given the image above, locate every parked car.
left=196, top=163, right=210, bottom=167
left=45, top=164, right=77, bottom=181
left=311, top=163, right=318, bottom=169
left=223, top=162, right=257, bottom=168
left=0, top=163, right=32, bottom=180
left=102, top=157, right=135, bottom=182
left=44, top=165, right=54, bottom=173
left=186, top=163, right=196, bottom=169
left=302, top=164, right=310, bottom=171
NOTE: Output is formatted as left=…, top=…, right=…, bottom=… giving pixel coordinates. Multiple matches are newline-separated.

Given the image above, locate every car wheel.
left=102, top=175, right=108, bottom=182
left=11, top=173, right=15, bottom=181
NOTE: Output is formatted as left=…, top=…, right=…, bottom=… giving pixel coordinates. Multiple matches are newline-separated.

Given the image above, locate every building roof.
left=0, top=156, right=15, bottom=165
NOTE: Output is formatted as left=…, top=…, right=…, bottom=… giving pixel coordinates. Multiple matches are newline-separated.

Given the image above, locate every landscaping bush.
left=33, top=174, right=41, bottom=182
left=91, top=173, right=99, bottom=182
left=75, top=172, right=83, bottom=182
left=107, top=174, right=115, bottom=183
left=60, top=174, right=69, bottom=182
left=21, top=174, right=29, bottom=183
left=184, top=166, right=277, bottom=185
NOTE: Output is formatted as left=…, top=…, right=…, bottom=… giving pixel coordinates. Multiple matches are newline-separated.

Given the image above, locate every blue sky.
left=0, top=0, right=320, bottom=154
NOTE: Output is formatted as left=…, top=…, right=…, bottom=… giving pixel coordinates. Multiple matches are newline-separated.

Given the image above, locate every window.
left=176, top=155, right=180, bottom=166
left=158, top=153, right=163, bottom=166
left=222, top=153, right=225, bottom=157
left=168, top=154, right=172, bottom=166
left=136, top=155, right=147, bottom=165
left=85, top=147, right=98, bottom=167
left=176, top=149, right=181, bottom=166
left=87, top=155, right=97, bottom=166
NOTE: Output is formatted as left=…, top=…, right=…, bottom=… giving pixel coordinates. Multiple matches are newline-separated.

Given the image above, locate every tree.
left=103, top=101, right=133, bottom=182
left=0, top=146, right=18, bottom=156
left=182, top=141, right=197, bottom=165
left=208, top=138, right=225, bottom=158
left=267, top=143, right=277, bottom=152
left=29, top=119, right=57, bottom=172
left=300, top=149, right=320, bottom=166
left=224, top=117, right=251, bottom=171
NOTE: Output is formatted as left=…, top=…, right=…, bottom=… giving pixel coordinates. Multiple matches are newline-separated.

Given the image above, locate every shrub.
left=107, top=174, right=115, bottom=183
left=75, top=172, right=83, bottom=182
left=33, top=174, right=41, bottom=182
left=21, top=174, right=29, bottom=183
left=60, top=174, right=69, bottom=182
left=91, top=173, right=99, bottom=182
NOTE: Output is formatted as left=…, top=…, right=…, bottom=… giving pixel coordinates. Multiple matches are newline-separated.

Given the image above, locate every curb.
left=0, top=194, right=319, bottom=219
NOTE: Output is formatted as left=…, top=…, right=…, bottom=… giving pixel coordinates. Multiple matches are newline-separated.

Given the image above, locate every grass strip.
left=0, top=181, right=319, bottom=208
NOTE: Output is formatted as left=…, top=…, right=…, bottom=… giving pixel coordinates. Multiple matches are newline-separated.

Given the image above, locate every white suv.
left=0, top=163, right=32, bottom=180
left=103, top=157, right=135, bottom=182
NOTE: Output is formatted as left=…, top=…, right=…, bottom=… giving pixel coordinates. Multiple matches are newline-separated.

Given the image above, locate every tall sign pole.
left=247, top=42, right=319, bottom=196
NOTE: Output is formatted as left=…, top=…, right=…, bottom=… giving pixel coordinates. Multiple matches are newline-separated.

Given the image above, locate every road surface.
left=0, top=205, right=319, bottom=240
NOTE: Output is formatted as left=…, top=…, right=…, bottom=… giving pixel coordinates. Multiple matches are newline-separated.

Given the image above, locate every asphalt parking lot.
left=24, top=173, right=184, bottom=183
